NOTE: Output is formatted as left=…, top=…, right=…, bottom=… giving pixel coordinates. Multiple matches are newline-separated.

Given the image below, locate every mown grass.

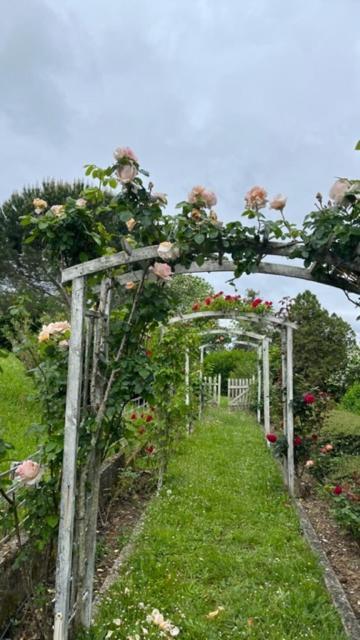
left=84, top=408, right=346, bottom=640
left=0, top=353, right=40, bottom=462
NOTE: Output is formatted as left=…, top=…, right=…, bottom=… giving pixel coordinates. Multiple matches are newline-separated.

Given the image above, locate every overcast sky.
left=1, top=0, right=360, bottom=333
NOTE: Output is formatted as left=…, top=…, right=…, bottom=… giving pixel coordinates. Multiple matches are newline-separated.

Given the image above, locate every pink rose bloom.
left=113, top=146, right=138, bottom=163
left=117, top=164, right=138, bottom=184
left=38, top=321, right=71, bottom=342
left=125, top=281, right=137, bottom=290
left=245, top=186, right=268, bottom=210
left=270, top=194, right=287, bottom=211
left=329, top=179, right=351, bottom=205
left=188, top=185, right=217, bottom=208
left=50, top=205, right=65, bottom=217
left=305, top=460, right=314, bottom=468
left=150, top=262, right=172, bottom=281
left=16, top=460, right=42, bottom=486
left=33, top=198, right=48, bottom=214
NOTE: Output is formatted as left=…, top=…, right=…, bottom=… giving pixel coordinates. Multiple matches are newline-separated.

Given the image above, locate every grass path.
left=85, top=409, right=346, bottom=640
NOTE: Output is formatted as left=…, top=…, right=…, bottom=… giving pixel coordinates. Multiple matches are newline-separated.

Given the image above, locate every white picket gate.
left=227, top=376, right=255, bottom=409
left=203, top=374, right=221, bottom=406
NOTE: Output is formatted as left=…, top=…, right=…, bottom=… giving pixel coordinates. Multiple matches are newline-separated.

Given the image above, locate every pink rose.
left=75, top=198, right=87, bottom=208
left=188, top=185, right=217, bottom=208
left=150, top=262, right=172, bottom=281
left=245, top=186, right=268, bottom=210
left=117, top=164, right=138, bottom=184
left=305, top=460, right=314, bottom=468
left=329, top=179, right=351, bottom=205
left=38, top=321, right=71, bottom=342
left=33, top=198, right=48, bottom=214
left=50, top=205, right=65, bottom=217
left=125, top=281, right=137, bottom=290
left=16, top=460, right=42, bottom=486
left=270, top=194, right=287, bottom=211
left=113, top=146, right=138, bottom=163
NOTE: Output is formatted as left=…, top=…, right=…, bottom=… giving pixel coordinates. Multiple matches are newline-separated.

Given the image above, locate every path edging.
left=295, top=499, right=360, bottom=640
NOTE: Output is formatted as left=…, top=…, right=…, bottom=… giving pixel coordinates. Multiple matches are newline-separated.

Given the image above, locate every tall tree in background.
left=288, top=290, right=356, bottom=397
left=168, top=274, right=214, bottom=314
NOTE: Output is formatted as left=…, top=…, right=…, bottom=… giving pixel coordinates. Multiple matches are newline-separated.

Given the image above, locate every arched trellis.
left=56, top=235, right=357, bottom=639
left=197, top=328, right=270, bottom=426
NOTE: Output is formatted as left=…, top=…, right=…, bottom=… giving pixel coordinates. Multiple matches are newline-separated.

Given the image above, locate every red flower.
left=265, top=301, right=273, bottom=307
left=204, top=297, right=212, bottom=306
left=130, top=413, right=137, bottom=420
left=225, top=295, right=232, bottom=301
left=266, top=433, right=278, bottom=443
left=192, top=302, right=200, bottom=311
left=251, top=298, right=262, bottom=308
left=333, top=485, right=343, bottom=496
left=146, top=415, right=153, bottom=423
left=311, top=433, right=318, bottom=441
left=213, top=291, right=224, bottom=299
left=138, top=426, right=146, bottom=435
left=146, top=350, right=153, bottom=358
left=303, top=393, right=315, bottom=405
left=294, top=435, right=303, bottom=447
left=145, top=445, right=155, bottom=455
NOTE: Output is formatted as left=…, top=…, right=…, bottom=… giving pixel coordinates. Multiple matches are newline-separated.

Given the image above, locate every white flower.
left=126, top=218, right=137, bottom=232
left=33, top=198, right=48, bottom=214
left=270, top=194, right=287, bottom=211
left=50, top=205, right=66, bottom=217
left=75, top=198, right=87, bottom=208
left=329, top=179, right=351, bottom=205
left=157, top=242, right=180, bottom=262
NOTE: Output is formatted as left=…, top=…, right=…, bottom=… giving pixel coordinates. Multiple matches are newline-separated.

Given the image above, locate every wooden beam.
left=199, top=328, right=269, bottom=341
left=54, top=277, right=86, bottom=640
left=286, top=325, right=295, bottom=496
left=262, top=338, right=270, bottom=434
left=169, top=310, right=297, bottom=329
left=257, top=345, right=262, bottom=424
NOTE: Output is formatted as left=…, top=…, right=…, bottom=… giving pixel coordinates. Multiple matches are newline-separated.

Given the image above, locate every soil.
left=300, top=493, right=360, bottom=620
left=6, top=471, right=154, bottom=640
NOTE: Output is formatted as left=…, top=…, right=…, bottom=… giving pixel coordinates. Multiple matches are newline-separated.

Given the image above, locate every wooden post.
left=185, top=349, right=191, bottom=434
left=217, top=373, right=221, bottom=406
left=262, top=338, right=270, bottom=434
left=257, top=345, right=262, bottom=424
left=199, top=346, right=205, bottom=418
left=281, top=327, right=288, bottom=486
left=286, top=325, right=295, bottom=496
left=54, top=276, right=85, bottom=640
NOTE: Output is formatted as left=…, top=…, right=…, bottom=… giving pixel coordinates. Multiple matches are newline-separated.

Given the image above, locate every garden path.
left=86, top=408, right=347, bottom=640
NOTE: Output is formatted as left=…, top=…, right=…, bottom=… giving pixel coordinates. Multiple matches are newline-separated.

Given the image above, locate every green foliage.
left=204, top=349, right=256, bottom=393
left=341, top=381, right=360, bottom=415
left=288, top=291, right=355, bottom=398
left=167, top=274, right=214, bottom=314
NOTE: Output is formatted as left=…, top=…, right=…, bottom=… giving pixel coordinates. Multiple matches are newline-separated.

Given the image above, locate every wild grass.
left=83, top=408, right=346, bottom=640
left=324, top=408, right=360, bottom=436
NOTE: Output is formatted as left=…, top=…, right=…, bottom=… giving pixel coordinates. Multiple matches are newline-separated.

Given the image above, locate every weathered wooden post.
left=281, top=327, right=288, bottom=487
left=262, top=337, right=270, bottom=434
left=185, top=349, right=191, bottom=434
left=54, top=276, right=86, bottom=640
left=217, top=373, right=221, bottom=406
left=199, top=345, right=205, bottom=418
left=257, top=344, right=262, bottom=424
left=286, top=324, right=295, bottom=495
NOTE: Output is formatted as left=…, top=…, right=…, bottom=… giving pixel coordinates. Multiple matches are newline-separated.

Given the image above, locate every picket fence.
left=227, top=376, right=255, bottom=409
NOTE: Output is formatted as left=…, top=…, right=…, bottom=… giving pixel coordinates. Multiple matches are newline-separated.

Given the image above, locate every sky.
left=1, top=0, right=360, bottom=333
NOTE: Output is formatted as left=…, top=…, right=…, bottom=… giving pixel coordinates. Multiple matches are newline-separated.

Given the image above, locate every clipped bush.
left=341, top=382, right=360, bottom=415
left=204, top=349, right=256, bottom=393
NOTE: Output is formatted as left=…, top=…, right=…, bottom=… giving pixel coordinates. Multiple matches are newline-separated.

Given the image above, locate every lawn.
left=0, top=353, right=40, bottom=463
left=84, top=408, right=346, bottom=640
left=323, top=408, right=360, bottom=437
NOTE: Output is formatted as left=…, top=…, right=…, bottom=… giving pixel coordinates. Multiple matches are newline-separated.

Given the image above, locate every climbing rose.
left=294, top=435, right=303, bottom=447
left=209, top=210, right=219, bottom=224
left=130, top=413, right=137, bottom=420
left=245, top=185, right=267, bottom=210
left=251, top=298, right=262, bottom=308
left=204, top=296, right=212, bottom=306
left=188, top=185, right=217, bottom=208
left=38, top=321, right=70, bottom=343
left=50, top=205, right=65, bottom=217
left=305, top=460, right=314, bottom=468
left=113, top=146, right=138, bottom=163
left=266, top=433, right=277, bottom=443
left=150, top=262, right=172, bottom=281
left=125, top=281, right=136, bottom=290
left=270, top=194, right=287, bottom=211
left=15, top=460, right=42, bottom=486
left=157, top=241, right=180, bottom=262
left=324, top=443, right=333, bottom=452
left=151, top=192, right=168, bottom=205
left=332, top=485, right=343, bottom=495
left=192, top=302, right=200, bottom=311
left=303, top=393, right=315, bottom=404
left=191, top=208, right=202, bottom=221
left=146, top=415, right=153, bottom=423
left=126, top=218, right=137, bottom=232
left=75, top=198, right=87, bottom=208
left=117, top=164, right=138, bottom=183
left=33, top=198, right=48, bottom=214
left=329, top=179, right=351, bottom=205
left=145, top=445, right=155, bottom=455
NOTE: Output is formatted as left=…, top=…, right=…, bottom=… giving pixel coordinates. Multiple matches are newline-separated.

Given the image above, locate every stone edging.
left=295, top=499, right=360, bottom=640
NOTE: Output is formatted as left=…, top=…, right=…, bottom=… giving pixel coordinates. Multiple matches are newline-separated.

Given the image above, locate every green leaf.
left=355, top=140, right=360, bottom=150
left=194, top=233, right=205, bottom=245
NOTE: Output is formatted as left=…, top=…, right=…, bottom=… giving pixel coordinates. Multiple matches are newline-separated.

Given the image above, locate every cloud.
left=1, top=0, right=359, bottom=331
